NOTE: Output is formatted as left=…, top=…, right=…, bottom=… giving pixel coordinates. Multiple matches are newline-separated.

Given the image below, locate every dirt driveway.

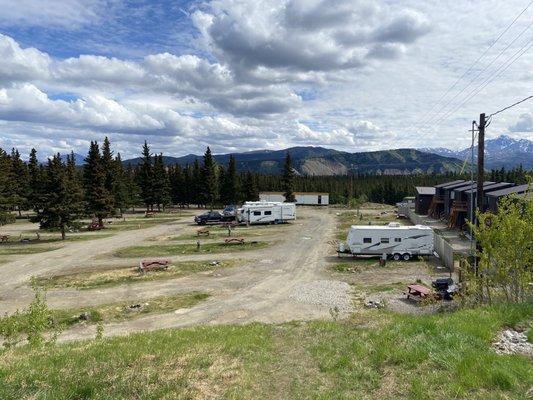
left=1, top=208, right=342, bottom=342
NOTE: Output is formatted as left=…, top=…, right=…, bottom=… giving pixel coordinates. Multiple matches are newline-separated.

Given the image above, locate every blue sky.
left=0, top=0, right=531, bottom=159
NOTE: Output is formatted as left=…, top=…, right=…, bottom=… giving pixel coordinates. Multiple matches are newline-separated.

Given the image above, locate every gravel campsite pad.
left=290, top=280, right=353, bottom=313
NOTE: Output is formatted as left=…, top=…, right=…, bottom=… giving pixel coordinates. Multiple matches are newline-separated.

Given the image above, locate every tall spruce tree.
left=152, top=154, right=171, bottom=211
left=192, top=159, right=202, bottom=207
left=83, top=141, right=114, bottom=226
left=137, top=141, right=154, bottom=211
left=282, top=152, right=295, bottom=202
left=220, top=155, right=238, bottom=205
left=10, top=149, right=29, bottom=215
left=201, top=147, right=218, bottom=209
left=101, top=137, right=116, bottom=210
left=27, top=148, right=44, bottom=212
left=38, top=154, right=84, bottom=239
left=0, top=148, right=15, bottom=225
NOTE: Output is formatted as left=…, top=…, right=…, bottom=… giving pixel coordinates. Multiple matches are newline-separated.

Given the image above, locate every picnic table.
left=0, top=234, right=9, bottom=243
left=224, top=237, right=245, bottom=245
left=406, top=284, right=432, bottom=300
left=139, top=259, right=171, bottom=273
left=197, top=228, right=210, bottom=237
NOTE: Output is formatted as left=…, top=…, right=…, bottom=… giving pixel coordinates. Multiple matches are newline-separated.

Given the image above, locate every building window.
left=264, top=211, right=272, bottom=215
left=363, top=238, right=372, bottom=243
left=381, top=238, right=389, bottom=243
left=253, top=211, right=261, bottom=216
left=394, top=238, right=401, bottom=242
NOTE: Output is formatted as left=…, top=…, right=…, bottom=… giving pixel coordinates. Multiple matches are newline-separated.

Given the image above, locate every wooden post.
left=476, top=113, right=485, bottom=218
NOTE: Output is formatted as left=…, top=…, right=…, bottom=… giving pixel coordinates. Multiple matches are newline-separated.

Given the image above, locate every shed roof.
left=455, top=181, right=497, bottom=193
left=444, top=181, right=474, bottom=191
left=485, top=184, right=531, bottom=198
left=415, top=186, right=436, bottom=195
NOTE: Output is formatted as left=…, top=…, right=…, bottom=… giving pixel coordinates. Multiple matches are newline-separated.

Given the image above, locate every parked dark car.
left=194, top=211, right=234, bottom=225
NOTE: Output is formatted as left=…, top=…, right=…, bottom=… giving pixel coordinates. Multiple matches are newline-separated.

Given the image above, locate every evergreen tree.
left=220, top=155, right=238, bottom=205
left=152, top=154, right=171, bottom=211
left=201, top=147, right=218, bottom=209
left=169, top=164, right=185, bottom=206
left=10, top=148, right=30, bottom=215
left=282, top=152, right=295, bottom=202
left=27, top=148, right=44, bottom=212
left=137, top=141, right=154, bottom=211
left=37, top=154, right=84, bottom=239
left=192, top=159, right=202, bottom=207
left=125, top=163, right=140, bottom=211
left=112, top=153, right=132, bottom=215
left=101, top=137, right=116, bottom=210
left=0, top=149, right=16, bottom=225
left=83, top=141, right=114, bottom=226
left=242, top=171, right=258, bottom=201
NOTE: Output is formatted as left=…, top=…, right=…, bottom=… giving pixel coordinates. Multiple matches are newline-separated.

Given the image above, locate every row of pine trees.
left=0, top=137, right=530, bottom=238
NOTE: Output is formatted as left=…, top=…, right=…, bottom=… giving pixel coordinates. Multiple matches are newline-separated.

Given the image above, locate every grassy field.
left=167, top=227, right=284, bottom=241
left=0, top=303, right=531, bottom=399
left=35, top=260, right=239, bottom=290
left=115, top=241, right=270, bottom=258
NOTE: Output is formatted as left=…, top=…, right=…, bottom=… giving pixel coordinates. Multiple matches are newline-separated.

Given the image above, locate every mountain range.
left=421, top=135, right=532, bottom=170
left=124, top=147, right=464, bottom=175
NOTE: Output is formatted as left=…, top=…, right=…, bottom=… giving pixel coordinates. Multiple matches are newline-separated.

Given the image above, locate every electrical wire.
left=409, top=0, right=533, bottom=132
left=489, top=94, right=533, bottom=117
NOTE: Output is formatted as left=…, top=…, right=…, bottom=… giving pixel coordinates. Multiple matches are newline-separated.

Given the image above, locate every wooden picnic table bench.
left=197, top=228, right=210, bottom=236
left=406, top=284, right=432, bottom=300
left=0, top=234, right=9, bottom=243
left=224, top=237, right=245, bottom=245
left=139, top=259, right=171, bottom=273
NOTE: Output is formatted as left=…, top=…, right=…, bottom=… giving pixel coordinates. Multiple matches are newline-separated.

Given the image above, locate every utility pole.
left=476, top=113, right=486, bottom=219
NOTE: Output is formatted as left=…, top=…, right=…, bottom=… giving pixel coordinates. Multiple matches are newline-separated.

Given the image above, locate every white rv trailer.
left=339, top=222, right=433, bottom=260
left=238, top=201, right=296, bottom=224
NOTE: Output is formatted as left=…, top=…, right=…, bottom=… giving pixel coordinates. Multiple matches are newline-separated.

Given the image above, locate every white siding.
left=258, top=192, right=329, bottom=205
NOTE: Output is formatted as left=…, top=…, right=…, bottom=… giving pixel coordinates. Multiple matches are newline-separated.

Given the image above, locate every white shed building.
left=259, top=192, right=329, bottom=205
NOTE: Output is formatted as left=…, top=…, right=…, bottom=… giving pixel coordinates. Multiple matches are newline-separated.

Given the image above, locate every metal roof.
left=444, top=181, right=475, bottom=191
left=461, top=182, right=514, bottom=195
left=454, top=181, right=498, bottom=194
left=415, top=186, right=436, bottom=195
left=485, top=184, right=531, bottom=198
left=434, top=180, right=465, bottom=188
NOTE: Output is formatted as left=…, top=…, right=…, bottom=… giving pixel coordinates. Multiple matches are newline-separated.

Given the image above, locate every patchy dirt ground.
left=0, top=206, right=454, bottom=342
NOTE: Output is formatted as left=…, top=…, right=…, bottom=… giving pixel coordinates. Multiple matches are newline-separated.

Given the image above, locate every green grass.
left=115, top=241, right=270, bottom=258
left=0, top=303, right=531, bottom=399
left=168, top=227, right=281, bottom=241
left=35, top=260, right=239, bottom=290
left=0, top=245, right=59, bottom=256
left=0, top=292, right=209, bottom=334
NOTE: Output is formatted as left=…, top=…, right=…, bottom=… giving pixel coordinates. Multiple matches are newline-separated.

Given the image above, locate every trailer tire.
left=402, top=253, right=411, bottom=261
left=393, top=253, right=401, bottom=261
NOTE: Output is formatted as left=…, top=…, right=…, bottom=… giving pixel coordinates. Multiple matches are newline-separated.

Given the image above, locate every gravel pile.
left=493, top=329, right=533, bottom=356
left=290, top=280, right=353, bottom=312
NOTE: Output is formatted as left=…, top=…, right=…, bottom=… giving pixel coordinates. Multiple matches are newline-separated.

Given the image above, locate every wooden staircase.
left=428, top=195, right=444, bottom=219
left=447, top=201, right=467, bottom=228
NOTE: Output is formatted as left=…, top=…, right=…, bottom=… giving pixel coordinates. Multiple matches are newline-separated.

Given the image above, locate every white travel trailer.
left=339, top=222, right=434, bottom=260
left=238, top=202, right=296, bottom=224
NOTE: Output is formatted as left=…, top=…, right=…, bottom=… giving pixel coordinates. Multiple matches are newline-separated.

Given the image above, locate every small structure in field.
left=259, top=191, right=329, bottom=205
left=139, top=259, right=171, bottom=273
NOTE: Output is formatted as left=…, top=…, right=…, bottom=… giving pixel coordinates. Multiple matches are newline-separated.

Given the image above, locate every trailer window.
left=380, top=238, right=389, bottom=244
left=264, top=211, right=272, bottom=215
left=394, top=238, right=401, bottom=242
left=363, top=238, right=372, bottom=243
left=253, top=211, right=261, bottom=216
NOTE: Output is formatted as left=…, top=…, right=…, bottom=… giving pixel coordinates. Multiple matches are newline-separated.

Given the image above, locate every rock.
left=78, top=311, right=91, bottom=321
left=492, top=329, right=533, bottom=356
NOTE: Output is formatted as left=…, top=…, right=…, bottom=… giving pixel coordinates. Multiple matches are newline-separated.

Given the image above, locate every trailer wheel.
left=402, top=253, right=411, bottom=261
left=393, top=253, right=401, bottom=261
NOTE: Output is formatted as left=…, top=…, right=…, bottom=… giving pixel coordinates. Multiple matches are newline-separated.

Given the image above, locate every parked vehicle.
left=339, top=222, right=434, bottom=260
left=222, top=205, right=237, bottom=218
left=237, top=201, right=296, bottom=224
left=194, top=211, right=234, bottom=225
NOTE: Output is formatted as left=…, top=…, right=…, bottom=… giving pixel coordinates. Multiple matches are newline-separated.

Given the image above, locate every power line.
left=489, top=94, right=533, bottom=117
left=409, top=0, right=533, bottom=132
left=431, top=39, right=533, bottom=127
left=421, top=21, right=533, bottom=131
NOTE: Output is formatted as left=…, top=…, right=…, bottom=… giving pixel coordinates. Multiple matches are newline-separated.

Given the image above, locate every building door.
left=318, top=195, right=322, bottom=205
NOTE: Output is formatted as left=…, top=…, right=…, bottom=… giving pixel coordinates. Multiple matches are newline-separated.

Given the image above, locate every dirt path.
left=60, top=208, right=337, bottom=341
left=0, top=217, right=191, bottom=313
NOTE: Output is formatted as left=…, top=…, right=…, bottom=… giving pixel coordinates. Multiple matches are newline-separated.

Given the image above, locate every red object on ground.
left=139, top=259, right=171, bottom=273
left=406, top=284, right=432, bottom=299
